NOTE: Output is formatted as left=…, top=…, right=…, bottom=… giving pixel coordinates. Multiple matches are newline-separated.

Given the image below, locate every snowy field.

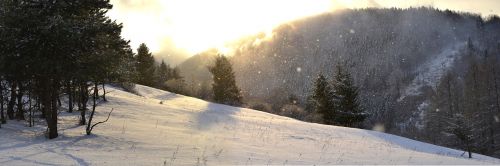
left=0, top=85, right=499, bottom=165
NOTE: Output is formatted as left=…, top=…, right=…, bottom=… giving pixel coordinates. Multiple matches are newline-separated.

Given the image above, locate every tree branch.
left=88, top=108, right=113, bottom=134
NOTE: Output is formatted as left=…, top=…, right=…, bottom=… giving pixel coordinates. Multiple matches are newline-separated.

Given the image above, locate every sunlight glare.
left=109, top=0, right=335, bottom=54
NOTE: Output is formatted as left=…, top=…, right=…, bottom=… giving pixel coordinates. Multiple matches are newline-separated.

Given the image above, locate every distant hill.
left=178, top=49, right=218, bottom=84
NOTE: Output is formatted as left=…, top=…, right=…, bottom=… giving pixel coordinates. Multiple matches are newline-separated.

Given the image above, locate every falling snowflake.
left=349, top=29, right=355, bottom=34
left=296, top=67, right=302, bottom=72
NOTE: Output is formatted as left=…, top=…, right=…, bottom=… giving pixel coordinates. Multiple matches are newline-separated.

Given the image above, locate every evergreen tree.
left=209, top=55, right=242, bottom=106
left=135, top=43, right=156, bottom=86
left=447, top=111, right=476, bottom=158
left=311, top=74, right=336, bottom=125
left=0, top=0, right=133, bottom=138
left=171, top=67, right=182, bottom=80
left=153, top=60, right=171, bottom=89
left=332, top=65, right=366, bottom=128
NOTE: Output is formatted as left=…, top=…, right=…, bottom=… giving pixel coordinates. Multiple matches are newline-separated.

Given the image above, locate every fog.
left=108, top=0, right=500, bottom=65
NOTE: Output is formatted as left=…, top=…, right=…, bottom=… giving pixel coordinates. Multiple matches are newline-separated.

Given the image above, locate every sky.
left=107, top=0, right=500, bottom=61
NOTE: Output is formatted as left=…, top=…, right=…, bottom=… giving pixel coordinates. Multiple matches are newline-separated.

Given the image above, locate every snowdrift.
left=0, top=85, right=498, bottom=165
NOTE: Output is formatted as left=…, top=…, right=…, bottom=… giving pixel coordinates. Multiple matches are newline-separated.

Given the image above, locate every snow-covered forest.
left=1, top=0, right=500, bottom=165
left=180, top=8, right=500, bottom=158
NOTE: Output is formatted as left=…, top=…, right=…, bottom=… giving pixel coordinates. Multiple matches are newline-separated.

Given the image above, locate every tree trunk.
left=79, top=83, right=88, bottom=125
left=16, top=82, right=25, bottom=120
left=102, top=83, right=107, bottom=102
left=76, top=82, right=82, bottom=111
left=72, top=85, right=77, bottom=110
left=81, top=83, right=88, bottom=110
left=28, top=88, right=33, bottom=127
left=57, top=95, right=61, bottom=107
left=48, top=89, right=58, bottom=139
left=67, top=81, right=73, bottom=113
left=42, top=78, right=58, bottom=139
left=0, top=81, right=6, bottom=124
left=7, top=81, right=17, bottom=119
left=86, top=83, right=99, bottom=135
left=37, top=95, right=45, bottom=119
left=79, top=107, right=86, bottom=125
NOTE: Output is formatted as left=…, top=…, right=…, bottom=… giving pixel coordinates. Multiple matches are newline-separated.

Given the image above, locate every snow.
left=415, top=101, right=429, bottom=130
left=398, top=42, right=466, bottom=102
left=0, top=85, right=499, bottom=165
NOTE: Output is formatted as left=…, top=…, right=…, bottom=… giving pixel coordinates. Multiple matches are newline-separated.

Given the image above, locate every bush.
left=304, top=112, right=323, bottom=123
left=279, top=104, right=307, bottom=120
left=165, top=78, right=186, bottom=94
left=248, top=102, right=274, bottom=113
left=115, top=82, right=138, bottom=95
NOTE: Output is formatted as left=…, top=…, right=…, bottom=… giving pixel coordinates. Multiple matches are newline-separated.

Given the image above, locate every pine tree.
left=332, top=65, right=366, bottom=128
left=135, top=43, right=156, bottom=87
left=0, top=0, right=132, bottom=138
left=311, top=74, right=336, bottom=125
left=209, top=55, right=242, bottom=106
left=447, top=112, right=476, bottom=158
left=171, top=67, right=182, bottom=80
left=156, top=60, right=170, bottom=89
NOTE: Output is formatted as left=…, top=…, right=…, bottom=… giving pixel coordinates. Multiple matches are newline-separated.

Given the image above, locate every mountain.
left=177, top=49, right=218, bottom=97
left=179, top=8, right=500, bottom=136
left=178, top=49, right=218, bottom=85
left=0, top=85, right=498, bottom=165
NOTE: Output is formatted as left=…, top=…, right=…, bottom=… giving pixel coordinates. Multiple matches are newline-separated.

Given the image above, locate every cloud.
left=154, top=38, right=191, bottom=66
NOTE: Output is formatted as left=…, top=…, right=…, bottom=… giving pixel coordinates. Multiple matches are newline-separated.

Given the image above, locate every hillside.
left=179, top=8, right=500, bottom=137
left=0, top=85, right=498, bottom=165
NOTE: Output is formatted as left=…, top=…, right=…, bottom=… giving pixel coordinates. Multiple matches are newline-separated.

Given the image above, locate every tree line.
left=206, top=55, right=367, bottom=128
left=424, top=40, right=500, bottom=158
left=134, top=43, right=185, bottom=93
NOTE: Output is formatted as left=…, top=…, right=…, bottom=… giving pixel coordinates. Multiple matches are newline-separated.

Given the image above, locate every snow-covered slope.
left=0, top=85, right=498, bottom=165
left=398, top=42, right=466, bottom=102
